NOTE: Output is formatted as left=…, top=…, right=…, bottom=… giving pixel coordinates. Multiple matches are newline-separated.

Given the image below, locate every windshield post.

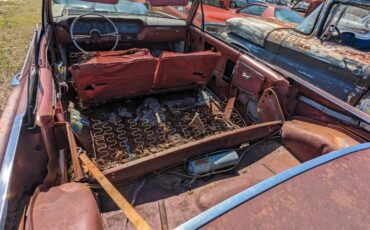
left=200, top=0, right=205, bottom=31
left=294, top=3, right=323, bottom=35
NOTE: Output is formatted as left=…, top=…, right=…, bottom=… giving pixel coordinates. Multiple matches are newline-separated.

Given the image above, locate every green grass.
left=0, top=0, right=41, bottom=114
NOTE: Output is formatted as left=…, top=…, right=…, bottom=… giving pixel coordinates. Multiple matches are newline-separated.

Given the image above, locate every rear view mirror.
left=82, top=0, right=188, bottom=6
left=148, top=0, right=189, bottom=6
left=10, top=72, right=21, bottom=87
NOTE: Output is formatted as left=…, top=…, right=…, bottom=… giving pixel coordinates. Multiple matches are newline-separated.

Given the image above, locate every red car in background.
left=159, top=0, right=263, bottom=24
left=237, top=2, right=304, bottom=24
left=159, top=0, right=303, bottom=25
left=290, top=0, right=323, bottom=16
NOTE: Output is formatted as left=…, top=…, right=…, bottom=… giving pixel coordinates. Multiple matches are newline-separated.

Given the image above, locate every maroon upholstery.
left=281, top=119, right=359, bottom=161
left=69, top=48, right=158, bottom=106
left=25, top=183, right=103, bottom=230
left=153, top=51, right=221, bottom=89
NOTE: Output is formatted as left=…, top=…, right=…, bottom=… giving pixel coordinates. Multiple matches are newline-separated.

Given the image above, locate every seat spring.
left=89, top=104, right=246, bottom=171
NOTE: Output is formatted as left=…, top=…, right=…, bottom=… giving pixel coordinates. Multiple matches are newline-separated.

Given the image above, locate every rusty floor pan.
left=98, top=139, right=300, bottom=229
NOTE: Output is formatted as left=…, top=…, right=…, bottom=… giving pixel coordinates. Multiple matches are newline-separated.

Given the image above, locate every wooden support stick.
left=79, top=152, right=152, bottom=230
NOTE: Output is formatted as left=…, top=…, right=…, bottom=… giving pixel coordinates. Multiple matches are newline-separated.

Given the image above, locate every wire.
left=86, top=132, right=281, bottom=191
left=167, top=130, right=281, bottom=179
left=131, top=177, right=146, bottom=206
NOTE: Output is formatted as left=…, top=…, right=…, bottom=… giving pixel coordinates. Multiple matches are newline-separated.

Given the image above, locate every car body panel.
left=273, top=30, right=369, bottom=101
left=201, top=4, right=238, bottom=23
left=223, top=0, right=370, bottom=108
left=178, top=143, right=370, bottom=229
left=226, top=17, right=295, bottom=46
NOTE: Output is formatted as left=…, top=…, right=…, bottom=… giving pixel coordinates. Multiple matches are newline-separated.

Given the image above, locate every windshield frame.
left=294, top=3, right=323, bottom=35
left=50, top=0, right=199, bottom=22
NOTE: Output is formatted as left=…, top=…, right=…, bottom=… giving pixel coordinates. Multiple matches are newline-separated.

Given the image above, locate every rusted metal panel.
left=40, top=126, right=61, bottom=185
left=203, top=148, right=370, bottom=230
left=100, top=140, right=299, bottom=229
left=226, top=17, right=294, bottom=47
left=225, top=1, right=370, bottom=105
left=280, top=35, right=369, bottom=75
left=238, top=54, right=290, bottom=103
left=3, top=129, right=48, bottom=229
left=232, top=60, right=265, bottom=100
left=257, top=88, right=285, bottom=123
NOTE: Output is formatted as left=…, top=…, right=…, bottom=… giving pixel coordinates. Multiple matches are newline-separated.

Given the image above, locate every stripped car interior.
left=0, top=0, right=369, bottom=229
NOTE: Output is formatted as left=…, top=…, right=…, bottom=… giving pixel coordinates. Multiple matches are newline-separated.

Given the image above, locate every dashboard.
left=72, top=19, right=143, bottom=41
left=54, top=16, right=187, bottom=45
left=74, top=21, right=142, bottom=34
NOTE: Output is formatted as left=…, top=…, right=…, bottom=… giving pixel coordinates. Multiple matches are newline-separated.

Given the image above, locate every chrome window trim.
left=0, top=112, right=25, bottom=229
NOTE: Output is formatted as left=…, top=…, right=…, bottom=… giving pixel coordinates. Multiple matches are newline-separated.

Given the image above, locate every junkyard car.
left=0, top=0, right=369, bottom=229
left=221, top=0, right=370, bottom=113
left=237, top=2, right=303, bottom=24
left=161, top=0, right=264, bottom=25
left=264, top=0, right=289, bottom=6
left=290, top=0, right=323, bottom=16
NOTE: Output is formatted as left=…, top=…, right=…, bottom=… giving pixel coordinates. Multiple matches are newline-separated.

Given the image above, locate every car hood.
left=226, top=17, right=295, bottom=47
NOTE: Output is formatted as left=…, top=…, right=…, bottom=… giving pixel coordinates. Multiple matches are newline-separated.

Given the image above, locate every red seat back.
left=69, top=48, right=157, bottom=107
left=153, top=51, right=221, bottom=89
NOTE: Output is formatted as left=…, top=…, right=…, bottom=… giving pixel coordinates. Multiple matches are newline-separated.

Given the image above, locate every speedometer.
left=95, top=22, right=107, bottom=33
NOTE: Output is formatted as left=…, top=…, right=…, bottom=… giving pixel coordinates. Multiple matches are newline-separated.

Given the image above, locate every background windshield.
left=295, top=3, right=322, bottom=34
left=275, top=8, right=303, bottom=24
left=52, top=0, right=193, bottom=20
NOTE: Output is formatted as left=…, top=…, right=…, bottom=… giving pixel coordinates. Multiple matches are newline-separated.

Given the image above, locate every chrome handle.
left=242, top=72, right=250, bottom=79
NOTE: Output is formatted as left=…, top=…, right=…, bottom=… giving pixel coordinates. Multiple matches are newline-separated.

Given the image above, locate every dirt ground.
left=0, top=0, right=40, bottom=115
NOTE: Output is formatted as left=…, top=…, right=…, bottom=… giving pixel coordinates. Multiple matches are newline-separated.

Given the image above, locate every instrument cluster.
left=73, top=20, right=141, bottom=35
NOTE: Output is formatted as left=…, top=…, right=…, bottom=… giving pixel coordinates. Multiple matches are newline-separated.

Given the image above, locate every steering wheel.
left=326, top=25, right=342, bottom=44
left=332, top=26, right=343, bottom=43
left=229, top=1, right=237, bottom=8
left=70, top=13, right=119, bottom=53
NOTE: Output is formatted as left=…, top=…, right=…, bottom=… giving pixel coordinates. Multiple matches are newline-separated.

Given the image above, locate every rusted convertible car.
left=0, top=0, right=369, bottom=229
left=221, top=0, right=370, bottom=113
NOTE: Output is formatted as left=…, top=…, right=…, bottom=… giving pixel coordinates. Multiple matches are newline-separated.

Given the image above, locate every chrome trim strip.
left=264, top=62, right=370, bottom=124
left=0, top=113, right=25, bottom=229
left=176, top=143, right=370, bottom=230
left=299, top=96, right=359, bottom=126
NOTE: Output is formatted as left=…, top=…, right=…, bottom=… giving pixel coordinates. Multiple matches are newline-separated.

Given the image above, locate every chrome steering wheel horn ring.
left=70, top=13, right=119, bottom=53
